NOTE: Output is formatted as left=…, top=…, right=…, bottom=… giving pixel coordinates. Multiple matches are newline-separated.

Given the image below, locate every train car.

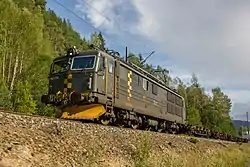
left=41, top=46, right=186, bottom=131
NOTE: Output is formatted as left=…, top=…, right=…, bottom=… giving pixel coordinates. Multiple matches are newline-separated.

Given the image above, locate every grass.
left=81, top=133, right=250, bottom=167
left=131, top=135, right=151, bottom=167
left=131, top=138, right=250, bottom=167
left=204, top=143, right=250, bottom=167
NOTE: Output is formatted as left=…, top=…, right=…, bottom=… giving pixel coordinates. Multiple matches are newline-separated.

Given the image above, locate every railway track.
left=0, top=109, right=245, bottom=144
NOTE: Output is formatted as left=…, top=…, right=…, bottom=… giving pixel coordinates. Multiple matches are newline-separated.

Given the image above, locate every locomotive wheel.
left=99, top=113, right=111, bottom=125
left=131, top=123, right=139, bottom=129
left=118, top=124, right=125, bottom=128
left=157, top=128, right=164, bottom=133
left=131, top=120, right=140, bottom=129
left=100, top=118, right=110, bottom=125
left=115, top=118, right=125, bottom=128
left=169, top=129, right=177, bottom=134
left=157, top=122, right=166, bottom=133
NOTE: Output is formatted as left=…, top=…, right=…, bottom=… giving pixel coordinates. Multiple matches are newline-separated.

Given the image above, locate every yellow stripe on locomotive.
left=60, top=104, right=106, bottom=120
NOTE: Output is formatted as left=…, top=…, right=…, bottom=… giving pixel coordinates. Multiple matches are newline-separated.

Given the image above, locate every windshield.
left=51, top=58, right=70, bottom=74
left=71, top=55, right=96, bottom=70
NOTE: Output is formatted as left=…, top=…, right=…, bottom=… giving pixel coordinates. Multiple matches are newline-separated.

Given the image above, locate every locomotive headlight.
left=88, top=77, right=92, bottom=89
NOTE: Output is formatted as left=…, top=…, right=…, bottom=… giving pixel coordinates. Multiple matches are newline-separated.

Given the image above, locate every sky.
left=46, top=0, right=250, bottom=121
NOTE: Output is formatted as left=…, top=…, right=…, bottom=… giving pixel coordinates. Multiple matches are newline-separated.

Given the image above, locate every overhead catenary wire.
left=51, top=0, right=120, bottom=46
left=50, top=0, right=156, bottom=64
left=78, top=0, right=112, bottom=22
left=51, top=0, right=101, bottom=32
left=78, top=0, right=133, bottom=37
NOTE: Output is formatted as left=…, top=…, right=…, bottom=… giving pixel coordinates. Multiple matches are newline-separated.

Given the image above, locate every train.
left=41, top=46, right=248, bottom=143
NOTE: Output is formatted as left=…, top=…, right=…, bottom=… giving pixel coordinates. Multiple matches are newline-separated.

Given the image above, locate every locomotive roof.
left=99, top=50, right=184, bottom=99
left=53, top=48, right=184, bottom=100
left=53, top=50, right=99, bottom=61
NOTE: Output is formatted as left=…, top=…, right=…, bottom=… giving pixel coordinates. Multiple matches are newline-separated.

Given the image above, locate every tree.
left=98, top=32, right=105, bottom=50
left=128, top=53, right=143, bottom=67
left=12, top=81, right=37, bottom=114
left=0, top=78, right=12, bottom=109
left=90, top=31, right=106, bottom=50
left=211, top=87, right=232, bottom=115
left=152, top=65, right=171, bottom=86
left=186, top=106, right=202, bottom=125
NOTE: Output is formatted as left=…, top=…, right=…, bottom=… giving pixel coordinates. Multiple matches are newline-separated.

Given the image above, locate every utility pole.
left=125, top=46, right=128, bottom=62
left=247, top=112, right=249, bottom=136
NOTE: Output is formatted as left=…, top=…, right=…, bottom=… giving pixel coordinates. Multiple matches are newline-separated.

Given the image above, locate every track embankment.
left=0, top=111, right=250, bottom=167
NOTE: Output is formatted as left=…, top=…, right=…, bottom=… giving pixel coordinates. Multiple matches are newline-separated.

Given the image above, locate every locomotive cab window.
left=108, top=60, right=113, bottom=73
left=132, top=73, right=139, bottom=85
left=71, top=55, right=96, bottom=70
left=167, top=92, right=171, bottom=101
left=51, top=58, right=70, bottom=74
left=152, top=83, right=158, bottom=95
left=138, top=76, right=141, bottom=86
left=99, top=56, right=104, bottom=71
left=142, top=78, right=148, bottom=91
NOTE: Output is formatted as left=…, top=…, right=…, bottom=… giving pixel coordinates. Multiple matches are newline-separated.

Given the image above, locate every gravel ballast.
left=0, top=111, right=236, bottom=167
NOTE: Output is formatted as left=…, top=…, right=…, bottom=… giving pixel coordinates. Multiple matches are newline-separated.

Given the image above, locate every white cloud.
left=226, top=90, right=250, bottom=104
left=75, top=0, right=118, bottom=31
left=75, top=0, right=250, bottom=119
left=75, top=0, right=139, bottom=36
left=130, top=0, right=250, bottom=119
left=225, top=90, right=250, bottom=120
left=231, top=102, right=250, bottom=120
left=131, top=0, right=250, bottom=89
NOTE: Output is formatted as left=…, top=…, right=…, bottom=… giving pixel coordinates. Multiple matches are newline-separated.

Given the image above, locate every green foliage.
left=0, top=0, right=91, bottom=116
left=90, top=31, right=105, bottom=50
left=238, top=126, right=249, bottom=136
left=219, top=118, right=238, bottom=136
left=12, top=81, right=37, bottom=114
left=0, top=78, right=12, bottom=109
left=128, top=53, right=144, bottom=68
left=187, top=106, right=202, bottom=125
left=200, top=109, right=222, bottom=130
left=0, top=0, right=238, bottom=136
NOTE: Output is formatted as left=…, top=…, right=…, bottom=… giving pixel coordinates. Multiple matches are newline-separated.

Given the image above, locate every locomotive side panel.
left=113, top=62, right=185, bottom=124
left=111, top=63, right=148, bottom=111
left=93, top=52, right=135, bottom=109
left=95, top=51, right=185, bottom=124
left=95, top=52, right=121, bottom=105
left=112, top=62, right=132, bottom=109
left=134, top=74, right=184, bottom=123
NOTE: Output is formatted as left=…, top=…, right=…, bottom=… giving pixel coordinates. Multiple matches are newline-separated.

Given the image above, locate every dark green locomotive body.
left=41, top=48, right=186, bottom=124
left=42, top=50, right=100, bottom=107
left=40, top=47, right=248, bottom=143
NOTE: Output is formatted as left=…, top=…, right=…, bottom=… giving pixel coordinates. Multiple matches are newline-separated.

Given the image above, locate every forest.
left=0, top=0, right=238, bottom=136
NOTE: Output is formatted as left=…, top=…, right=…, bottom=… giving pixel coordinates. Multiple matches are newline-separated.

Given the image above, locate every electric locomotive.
left=41, top=46, right=249, bottom=143
left=41, top=46, right=186, bottom=131
left=41, top=46, right=107, bottom=121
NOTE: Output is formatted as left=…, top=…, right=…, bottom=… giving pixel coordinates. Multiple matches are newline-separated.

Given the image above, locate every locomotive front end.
left=41, top=47, right=106, bottom=120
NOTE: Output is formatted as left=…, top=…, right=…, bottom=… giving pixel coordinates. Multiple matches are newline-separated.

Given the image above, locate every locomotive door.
left=114, top=60, right=120, bottom=101
left=106, top=58, right=114, bottom=99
